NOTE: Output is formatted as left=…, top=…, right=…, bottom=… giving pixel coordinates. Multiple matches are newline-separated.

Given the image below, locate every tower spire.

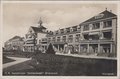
left=38, top=17, right=43, bottom=27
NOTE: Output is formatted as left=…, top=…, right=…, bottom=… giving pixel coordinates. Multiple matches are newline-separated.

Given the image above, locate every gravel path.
left=3, top=56, right=31, bottom=69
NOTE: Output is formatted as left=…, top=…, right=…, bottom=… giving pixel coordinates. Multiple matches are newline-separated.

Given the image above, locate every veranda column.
left=87, top=44, right=89, bottom=53
left=98, top=44, right=100, bottom=53
left=58, top=44, right=60, bottom=52
left=110, top=43, right=112, bottom=53
left=79, top=44, right=81, bottom=54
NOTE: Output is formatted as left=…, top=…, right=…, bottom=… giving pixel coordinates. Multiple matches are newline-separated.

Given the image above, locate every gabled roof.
left=31, top=26, right=48, bottom=34
left=38, top=25, right=46, bottom=29
left=9, top=36, right=23, bottom=41
left=81, top=10, right=117, bottom=24
left=31, top=26, right=42, bottom=33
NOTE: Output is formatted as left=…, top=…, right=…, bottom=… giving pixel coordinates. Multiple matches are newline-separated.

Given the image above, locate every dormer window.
left=72, top=26, right=77, bottom=32
left=60, top=29, right=64, bottom=34
left=95, top=14, right=104, bottom=19
left=66, top=28, right=70, bottom=33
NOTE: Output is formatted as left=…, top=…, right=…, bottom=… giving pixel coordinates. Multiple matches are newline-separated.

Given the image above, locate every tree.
left=46, top=43, right=56, bottom=54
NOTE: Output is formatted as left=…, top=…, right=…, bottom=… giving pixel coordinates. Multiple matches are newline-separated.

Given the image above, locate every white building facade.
left=4, top=36, right=24, bottom=52
left=46, top=10, right=117, bottom=57
left=23, top=20, right=49, bottom=53
left=23, top=9, right=117, bottom=57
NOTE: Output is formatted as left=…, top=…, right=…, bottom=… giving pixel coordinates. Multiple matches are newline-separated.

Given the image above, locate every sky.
left=2, top=3, right=117, bottom=44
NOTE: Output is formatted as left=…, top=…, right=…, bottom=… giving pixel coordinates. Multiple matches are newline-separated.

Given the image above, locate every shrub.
left=46, top=43, right=56, bottom=54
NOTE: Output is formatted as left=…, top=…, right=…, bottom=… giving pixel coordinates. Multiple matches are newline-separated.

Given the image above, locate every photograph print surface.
left=2, top=2, right=118, bottom=76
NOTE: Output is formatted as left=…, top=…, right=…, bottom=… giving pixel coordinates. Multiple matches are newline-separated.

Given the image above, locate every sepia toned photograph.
left=1, top=0, right=120, bottom=1
left=1, top=2, right=118, bottom=76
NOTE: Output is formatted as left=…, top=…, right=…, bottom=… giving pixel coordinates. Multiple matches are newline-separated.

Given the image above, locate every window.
left=39, top=40, right=41, bottom=44
left=48, top=38, right=51, bottom=42
left=42, top=38, right=47, bottom=42
left=89, top=35, right=99, bottom=40
left=56, top=31, right=59, bottom=35
left=83, top=25, right=89, bottom=31
left=100, top=44, right=111, bottom=53
left=68, top=35, right=73, bottom=42
left=57, top=37, right=61, bottom=42
left=52, top=37, right=56, bottom=42
left=77, top=26, right=81, bottom=31
left=28, top=34, right=32, bottom=38
left=66, top=28, right=70, bottom=33
left=103, top=31, right=112, bottom=40
left=62, top=36, right=66, bottom=42
left=60, top=29, right=64, bottom=34
left=103, top=20, right=112, bottom=28
left=49, top=31, right=53, bottom=35
left=72, top=26, right=77, bottom=32
left=80, top=44, right=88, bottom=53
left=26, top=34, right=28, bottom=38
left=94, top=14, right=104, bottom=19
left=74, top=45, right=79, bottom=53
left=92, top=23, right=100, bottom=29
left=83, top=34, right=89, bottom=40
left=75, top=34, right=80, bottom=42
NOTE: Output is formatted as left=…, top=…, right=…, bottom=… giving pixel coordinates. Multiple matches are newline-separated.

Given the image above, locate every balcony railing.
left=103, top=25, right=112, bottom=28
left=62, top=39, right=67, bottom=43
left=41, top=38, right=47, bottom=42
left=79, top=39, right=113, bottom=43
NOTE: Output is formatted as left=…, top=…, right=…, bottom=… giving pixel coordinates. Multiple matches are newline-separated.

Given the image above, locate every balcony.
left=103, top=20, right=112, bottom=28
left=57, top=39, right=61, bottom=42
left=62, top=39, right=67, bottom=43
left=41, top=38, right=47, bottom=42
left=26, top=38, right=34, bottom=41
left=83, top=25, right=89, bottom=31
left=66, top=28, right=70, bottom=33
left=72, top=26, right=77, bottom=32
left=75, top=38, right=80, bottom=42
left=79, top=39, right=113, bottom=43
left=26, top=40, right=35, bottom=44
left=92, top=23, right=100, bottom=30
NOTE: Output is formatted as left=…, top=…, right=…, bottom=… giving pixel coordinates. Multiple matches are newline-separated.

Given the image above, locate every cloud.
left=2, top=3, right=117, bottom=43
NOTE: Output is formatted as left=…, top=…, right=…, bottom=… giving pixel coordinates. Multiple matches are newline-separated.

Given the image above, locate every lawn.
left=3, top=53, right=117, bottom=76
left=30, top=53, right=117, bottom=76
left=3, top=56, right=15, bottom=64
